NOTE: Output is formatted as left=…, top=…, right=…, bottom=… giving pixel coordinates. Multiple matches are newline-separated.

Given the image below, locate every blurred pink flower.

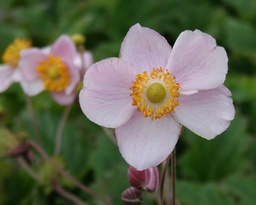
left=20, top=35, right=81, bottom=105
left=79, top=23, right=235, bottom=170
left=0, top=38, right=31, bottom=92
left=74, top=51, right=93, bottom=71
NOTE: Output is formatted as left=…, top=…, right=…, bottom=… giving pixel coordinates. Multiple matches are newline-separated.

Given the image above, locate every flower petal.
left=51, top=35, right=76, bottom=61
left=0, top=65, right=14, bottom=92
left=74, top=51, right=93, bottom=70
left=51, top=91, right=76, bottom=106
left=116, top=112, right=181, bottom=170
left=20, top=79, right=44, bottom=96
left=167, top=30, right=228, bottom=91
left=20, top=48, right=47, bottom=81
left=120, top=23, right=171, bottom=73
left=172, top=86, right=235, bottom=139
left=12, top=69, right=22, bottom=82
left=62, top=60, right=80, bottom=95
left=79, top=57, right=136, bottom=128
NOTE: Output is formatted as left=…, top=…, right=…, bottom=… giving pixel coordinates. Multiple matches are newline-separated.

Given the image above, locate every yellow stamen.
left=2, top=38, right=31, bottom=68
left=36, top=55, right=70, bottom=92
left=130, top=68, right=180, bottom=120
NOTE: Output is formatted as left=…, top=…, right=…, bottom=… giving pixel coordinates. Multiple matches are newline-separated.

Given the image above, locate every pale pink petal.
left=51, top=91, right=76, bottom=106
left=180, top=90, right=198, bottom=95
left=12, top=69, right=21, bottom=82
left=51, top=35, right=76, bottom=62
left=20, top=79, right=44, bottom=96
left=41, top=46, right=51, bottom=54
left=0, top=65, right=14, bottom=92
left=116, top=112, right=181, bottom=170
left=20, top=48, right=47, bottom=81
left=167, top=30, right=228, bottom=91
left=63, top=60, right=80, bottom=95
left=172, top=86, right=235, bottom=139
left=74, top=51, right=93, bottom=70
left=83, top=51, right=93, bottom=69
left=79, top=57, right=136, bottom=128
left=120, top=23, right=171, bottom=73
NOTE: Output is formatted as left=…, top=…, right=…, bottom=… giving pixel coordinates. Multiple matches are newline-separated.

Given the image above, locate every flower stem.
left=52, top=179, right=89, bottom=205
left=160, top=154, right=171, bottom=205
left=171, top=148, right=176, bottom=205
left=79, top=45, right=86, bottom=73
left=159, top=147, right=177, bottom=205
left=102, top=127, right=117, bottom=144
left=24, top=94, right=43, bottom=146
left=164, top=165, right=172, bottom=205
left=54, top=104, right=72, bottom=155
left=29, top=142, right=114, bottom=205
left=17, top=157, right=41, bottom=182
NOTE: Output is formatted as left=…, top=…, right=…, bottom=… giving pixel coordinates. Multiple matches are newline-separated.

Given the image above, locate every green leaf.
left=0, top=128, right=19, bottom=158
left=225, top=18, right=256, bottom=52
left=37, top=156, right=65, bottom=195
left=226, top=75, right=256, bottom=103
left=227, top=176, right=256, bottom=205
left=179, top=112, right=249, bottom=181
left=177, top=181, right=235, bottom=205
left=88, top=133, right=128, bottom=204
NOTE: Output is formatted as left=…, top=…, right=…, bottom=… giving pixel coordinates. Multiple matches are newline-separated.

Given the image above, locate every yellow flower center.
left=36, top=55, right=70, bottom=92
left=130, top=68, right=180, bottom=120
left=147, top=82, right=166, bottom=103
left=2, top=38, right=31, bottom=68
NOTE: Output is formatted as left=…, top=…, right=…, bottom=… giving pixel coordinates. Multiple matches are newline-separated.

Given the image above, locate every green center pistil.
left=146, top=82, right=166, bottom=103
left=47, top=67, right=60, bottom=79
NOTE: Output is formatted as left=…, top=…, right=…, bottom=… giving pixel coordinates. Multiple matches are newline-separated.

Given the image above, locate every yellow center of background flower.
left=130, top=68, right=180, bottom=120
left=2, top=38, right=31, bottom=68
left=36, top=55, right=70, bottom=92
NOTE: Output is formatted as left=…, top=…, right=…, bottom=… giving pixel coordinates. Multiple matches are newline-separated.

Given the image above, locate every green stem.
left=17, top=157, right=40, bottom=182
left=52, top=179, right=89, bottom=205
left=102, top=127, right=116, bottom=144
left=30, top=142, right=114, bottom=205
left=24, top=95, right=43, bottom=146
left=171, top=148, right=176, bottom=205
left=54, top=104, right=72, bottom=155
left=79, top=45, right=86, bottom=74
left=160, top=154, right=171, bottom=205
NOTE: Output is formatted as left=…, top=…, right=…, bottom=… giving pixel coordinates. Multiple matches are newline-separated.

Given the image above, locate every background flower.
left=0, top=38, right=31, bottom=92
left=19, top=35, right=80, bottom=105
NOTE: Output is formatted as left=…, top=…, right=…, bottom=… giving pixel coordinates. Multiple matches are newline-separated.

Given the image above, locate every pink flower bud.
left=128, top=166, right=159, bottom=193
left=10, top=143, right=29, bottom=157
left=122, top=187, right=143, bottom=205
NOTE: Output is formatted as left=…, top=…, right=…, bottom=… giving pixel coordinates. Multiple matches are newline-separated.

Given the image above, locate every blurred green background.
left=0, top=0, right=256, bottom=204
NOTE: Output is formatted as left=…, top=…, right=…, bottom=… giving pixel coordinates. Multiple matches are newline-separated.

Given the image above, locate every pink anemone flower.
left=20, top=35, right=80, bottom=105
left=79, top=23, right=235, bottom=170
left=74, top=51, right=93, bottom=71
left=0, top=38, right=31, bottom=92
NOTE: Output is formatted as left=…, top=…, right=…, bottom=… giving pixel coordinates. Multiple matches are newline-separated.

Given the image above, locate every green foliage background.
left=0, top=0, right=256, bottom=204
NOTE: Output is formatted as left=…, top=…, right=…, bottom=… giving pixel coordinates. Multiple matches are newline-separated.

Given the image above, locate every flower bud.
left=121, top=187, right=143, bottom=205
left=71, top=34, right=86, bottom=46
left=10, top=143, right=29, bottom=157
left=128, top=166, right=159, bottom=193
left=0, top=129, right=30, bottom=158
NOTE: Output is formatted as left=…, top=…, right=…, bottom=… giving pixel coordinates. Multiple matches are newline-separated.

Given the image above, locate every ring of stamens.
left=36, top=55, right=70, bottom=92
left=130, top=68, right=180, bottom=120
left=2, top=38, right=31, bottom=68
